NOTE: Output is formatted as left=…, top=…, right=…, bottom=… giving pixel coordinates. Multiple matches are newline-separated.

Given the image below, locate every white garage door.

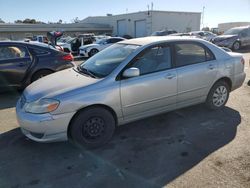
left=135, top=20, right=146, bottom=38
left=117, top=20, right=126, bottom=37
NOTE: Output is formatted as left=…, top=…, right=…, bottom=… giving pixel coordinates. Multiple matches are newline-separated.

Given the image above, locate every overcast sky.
left=0, top=0, right=250, bottom=27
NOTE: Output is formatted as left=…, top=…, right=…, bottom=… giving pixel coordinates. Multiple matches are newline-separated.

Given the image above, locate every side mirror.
left=122, top=67, right=140, bottom=78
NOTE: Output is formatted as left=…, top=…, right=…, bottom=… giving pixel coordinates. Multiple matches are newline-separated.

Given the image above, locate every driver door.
left=120, top=44, right=177, bottom=121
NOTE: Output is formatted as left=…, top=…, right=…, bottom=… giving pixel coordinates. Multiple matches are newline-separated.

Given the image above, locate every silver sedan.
left=16, top=36, right=246, bottom=148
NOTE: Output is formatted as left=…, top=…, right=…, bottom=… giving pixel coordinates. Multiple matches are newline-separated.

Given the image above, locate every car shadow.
left=0, top=105, right=241, bottom=188
left=0, top=90, right=20, bottom=110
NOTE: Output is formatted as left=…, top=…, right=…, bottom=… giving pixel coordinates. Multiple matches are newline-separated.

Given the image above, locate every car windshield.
left=224, top=28, right=243, bottom=35
left=151, top=31, right=164, bottom=36
left=79, top=43, right=139, bottom=78
left=96, top=38, right=107, bottom=44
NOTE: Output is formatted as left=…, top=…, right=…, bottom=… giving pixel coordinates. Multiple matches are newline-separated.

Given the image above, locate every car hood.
left=24, top=68, right=99, bottom=102
left=80, top=43, right=99, bottom=49
left=213, top=34, right=238, bottom=42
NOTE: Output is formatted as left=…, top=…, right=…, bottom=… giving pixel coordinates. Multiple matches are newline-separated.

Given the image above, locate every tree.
left=72, top=17, right=80, bottom=23
left=15, top=20, right=23, bottom=23
left=57, top=19, right=63, bottom=24
left=0, top=18, right=5, bottom=23
left=14, top=19, right=45, bottom=24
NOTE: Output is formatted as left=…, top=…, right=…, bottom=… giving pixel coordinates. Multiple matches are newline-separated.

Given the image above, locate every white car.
left=190, top=31, right=217, bottom=42
left=79, top=37, right=125, bottom=57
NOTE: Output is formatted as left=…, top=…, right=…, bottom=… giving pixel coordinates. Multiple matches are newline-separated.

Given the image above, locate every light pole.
left=201, top=6, right=205, bottom=30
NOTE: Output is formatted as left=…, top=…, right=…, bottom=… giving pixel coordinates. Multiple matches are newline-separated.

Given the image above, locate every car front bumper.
left=16, top=98, right=75, bottom=143
left=213, top=40, right=234, bottom=49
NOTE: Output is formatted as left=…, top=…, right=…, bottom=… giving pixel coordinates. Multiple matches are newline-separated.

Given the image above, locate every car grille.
left=20, top=95, right=26, bottom=109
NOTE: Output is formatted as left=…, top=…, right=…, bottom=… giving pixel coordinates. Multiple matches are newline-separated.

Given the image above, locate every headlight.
left=25, top=98, right=60, bottom=114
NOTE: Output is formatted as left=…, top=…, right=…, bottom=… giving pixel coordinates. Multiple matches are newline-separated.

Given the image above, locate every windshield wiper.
left=77, top=66, right=98, bottom=78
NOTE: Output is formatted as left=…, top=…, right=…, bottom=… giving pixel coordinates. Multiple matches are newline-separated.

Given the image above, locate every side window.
left=130, top=45, right=172, bottom=75
left=247, top=29, right=250, bottom=37
left=106, top=39, right=112, bottom=44
left=0, top=45, right=30, bottom=60
left=175, top=43, right=214, bottom=67
left=241, top=29, right=248, bottom=37
left=30, top=47, right=49, bottom=55
left=111, top=38, right=122, bottom=43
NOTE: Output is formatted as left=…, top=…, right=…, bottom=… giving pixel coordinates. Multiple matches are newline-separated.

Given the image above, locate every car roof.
left=0, top=41, right=52, bottom=49
left=109, top=37, right=125, bottom=40
left=119, top=36, right=206, bottom=46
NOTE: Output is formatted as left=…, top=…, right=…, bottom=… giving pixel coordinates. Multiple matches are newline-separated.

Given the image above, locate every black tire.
left=70, top=107, right=116, bottom=149
left=232, top=41, right=241, bottom=51
left=31, top=70, right=53, bottom=82
left=89, top=48, right=99, bottom=57
left=206, top=81, right=230, bottom=110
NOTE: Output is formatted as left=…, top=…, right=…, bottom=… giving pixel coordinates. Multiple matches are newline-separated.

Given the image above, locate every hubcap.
left=91, top=49, right=98, bottom=56
left=82, top=117, right=105, bottom=140
left=212, top=86, right=228, bottom=107
left=234, top=42, right=240, bottom=50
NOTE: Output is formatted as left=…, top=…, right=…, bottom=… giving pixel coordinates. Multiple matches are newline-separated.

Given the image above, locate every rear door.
left=173, top=42, right=218, bottom=106
left=0, top=44, right=32, bottom=87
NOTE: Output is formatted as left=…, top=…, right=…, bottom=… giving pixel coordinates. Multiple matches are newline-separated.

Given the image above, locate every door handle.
left=165, top=73, right=176, bottom=79
left=208, top=64, right=215, bottom=70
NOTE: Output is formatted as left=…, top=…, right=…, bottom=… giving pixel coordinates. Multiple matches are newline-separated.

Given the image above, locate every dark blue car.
left=212, top=26, right=250, bottom=51
left=0, top=41, right=74, bottom=91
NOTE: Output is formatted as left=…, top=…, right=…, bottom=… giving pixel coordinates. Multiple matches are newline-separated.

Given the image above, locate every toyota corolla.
left=16, top=36, right=246, bottom=148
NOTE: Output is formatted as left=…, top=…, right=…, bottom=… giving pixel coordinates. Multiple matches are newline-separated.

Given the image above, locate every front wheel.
left=206, top=81, right=230, bottom=110
left=232, top=41, right=241, bottom=51
left=70, top=107, right=116, bottom=149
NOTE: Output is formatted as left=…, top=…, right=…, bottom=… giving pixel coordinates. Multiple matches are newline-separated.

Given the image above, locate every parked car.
left=16, top=37, right=245, bottom=148
left=58, top=35, right=95, bottom=55
left=151, top=30, right=177, bottom=36
left=0, top=41, right=74, bottom=91
left=211, top=26, right=250, bottom=51
left=190, top=31, right=217, bottom=41
left=169, top=33, right=193, bottom=37
left=79, top=37, right=125, bottom=57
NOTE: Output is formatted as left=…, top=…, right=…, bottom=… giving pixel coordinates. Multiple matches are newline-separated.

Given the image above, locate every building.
left=0, top=23, right=112, bottom=40
left=218, top=22, right=250, bottom=33
left=81, top=10, right=201, bottom=38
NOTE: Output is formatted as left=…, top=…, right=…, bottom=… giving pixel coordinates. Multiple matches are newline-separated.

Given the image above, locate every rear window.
left=175, top=43, right=215, bottom=67
left=30, top=47, right=50, bottom=55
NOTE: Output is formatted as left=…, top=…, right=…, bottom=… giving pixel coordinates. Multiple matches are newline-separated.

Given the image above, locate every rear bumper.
left=232, top=72, right=246, bottom=91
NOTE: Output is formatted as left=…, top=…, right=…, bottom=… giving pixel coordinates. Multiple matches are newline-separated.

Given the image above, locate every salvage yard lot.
left=0, top=51, right=250, bottom=188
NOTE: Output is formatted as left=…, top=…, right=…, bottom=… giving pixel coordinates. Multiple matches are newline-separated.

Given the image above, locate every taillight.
left=62, top=54, right=74, bottom=61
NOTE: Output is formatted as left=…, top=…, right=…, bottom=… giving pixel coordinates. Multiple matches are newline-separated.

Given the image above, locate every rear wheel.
left=206, top=81, right=230, bottom=110
left=70, top=107, right=116, bottom=149
left=31, top=70, right=53, bottom=82
left=232, top=41, right=241, bottom=51
left=89, top=48, right=99, bottom=57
